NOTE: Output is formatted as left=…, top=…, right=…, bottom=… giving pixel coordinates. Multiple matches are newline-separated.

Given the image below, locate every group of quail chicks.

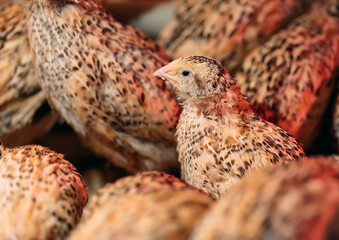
left=0, top=0, right=339, bottom=239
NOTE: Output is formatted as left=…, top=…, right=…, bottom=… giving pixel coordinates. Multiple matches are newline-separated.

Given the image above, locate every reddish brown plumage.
left=0, top=142, right=88, bottom=239
left=70, top=171, right=212, bottom=240
left=190, top=159, right=339, bottom=240
left=25, top=0, right=181, bottom=173
left=0, top=2, right=58, bottom=144
left=236, top=0, right=339, bottom=150
left=158, top=0, right=313, bottom=73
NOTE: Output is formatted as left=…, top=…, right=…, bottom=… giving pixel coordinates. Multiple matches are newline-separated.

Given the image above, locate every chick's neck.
left=191, top=85, right=254, bottom=120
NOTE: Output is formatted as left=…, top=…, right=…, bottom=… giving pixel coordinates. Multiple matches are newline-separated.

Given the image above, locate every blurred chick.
left=70, top=171, right=213, bottom=240
left=0, top=141, right=88, bottom=240
left=25, top=0, right=181, bottom=173
left=83, top=171, right=209, bottom=220
left=190, top=159, right=339, bottom=240
left=0, top=2, right=59, bottom=145
left=154, top=56, right=304, bottom=199
left=158, top=0, right=312, bottom=72
left=308, top=154, right=339, bottom=163
left=236, top=0, right=339, bottom=151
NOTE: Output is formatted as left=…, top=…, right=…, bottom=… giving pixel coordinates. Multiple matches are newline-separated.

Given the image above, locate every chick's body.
left=154, top=56, right=304, bottom=199
left=83, top=171, right=207, bottom=220
left=0, top=2, right=58, bottom=142
left=190, top=159, right=339, bottom=240
left=25, top=0, right=181, bottom=172
left=71, top=171, right=213, bottom=240
left=158, top=0, right=311, bottom=72
left=0, top=143, right=88, bottom=240
left=236, top=0, right=339, bottom=150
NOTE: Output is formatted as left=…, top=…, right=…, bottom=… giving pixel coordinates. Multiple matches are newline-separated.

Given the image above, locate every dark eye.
left=182, top=70, right=190, bottom=77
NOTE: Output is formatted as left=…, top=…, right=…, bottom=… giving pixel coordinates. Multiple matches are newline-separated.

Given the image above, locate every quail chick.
left=0, top=141, right=88, bottom=240
left=25, top=0, right=181, bottom=173
left=0, top=2, right=58, bottom=143
left=158, top=0, right=312, bottom=73
left=154, top=56, right=305, bottom=199
left=83, top=171, right=209, bottom=220
left=70, top=172, right=212, bottom=240
left=236, top=0, right=339, bottom=151
left=190, top=159, right=339, bottom=240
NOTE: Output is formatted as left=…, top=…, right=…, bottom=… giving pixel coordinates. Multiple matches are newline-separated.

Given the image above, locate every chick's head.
left=154, top=56, right=237, bottom=103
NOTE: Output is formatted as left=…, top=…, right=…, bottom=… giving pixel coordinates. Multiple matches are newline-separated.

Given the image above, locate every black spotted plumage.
left=236, top=0, right=339, bottom=150
left=0, top=2, right=58, bottom=143
left=0, top=142, right=88, bottom=239
left=158, top=0, right=312, bottom=72
left=25, top=0, right=181, bottom=173
left=69, top=171, right=212, bottom=240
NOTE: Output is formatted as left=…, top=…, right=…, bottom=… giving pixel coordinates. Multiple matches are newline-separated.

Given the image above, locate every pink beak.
left=153, top=65, right=177, bottom=83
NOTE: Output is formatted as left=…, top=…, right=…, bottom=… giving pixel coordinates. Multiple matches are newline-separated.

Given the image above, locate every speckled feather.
left=25, top=0, right=181, bottom=172
left=82, top=171, right=211, bottom=221
left=0, top=142, right=88, bottom=240
left=155, top=56, right=305, bottom=199
left=158, top=0, right=312, bottom=72
left=236, top=0, right=339, bottom=150
left=70, top=172, right=212, bottom=240
left=0, top=2, right=58, bottom=138
left=0, top=2, right=39, bottom=108
left=190, top=159, right=339, bottom=240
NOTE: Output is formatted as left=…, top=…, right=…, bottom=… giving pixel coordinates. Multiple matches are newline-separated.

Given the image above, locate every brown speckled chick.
left=70, top=171, right=213, bottom=240
left=190, top=159, right=339, bottom=240
left=154, top=56, right=305, bottom=199
left=82, top=171, right=209, bottom=220
left=236, top=0, right=339, bottom=151
left=0, top=2, right=58, bottom=141
left=25, top=0, right=181, bottom=173
left=158, top=0, right=312, bottom=72
left=0, top=141, right=88, bottom=240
